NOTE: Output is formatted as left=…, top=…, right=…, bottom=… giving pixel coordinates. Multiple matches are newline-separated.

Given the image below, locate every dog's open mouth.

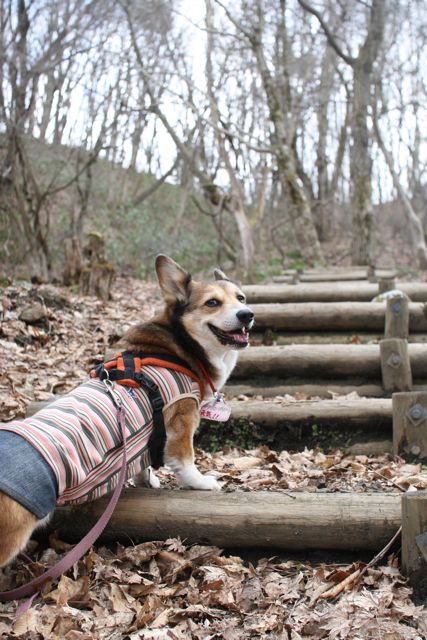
left=208, top=324, right=250, bottom=348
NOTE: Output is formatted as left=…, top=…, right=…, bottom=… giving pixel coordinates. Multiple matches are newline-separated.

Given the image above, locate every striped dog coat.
left=0, top=366, right=200, bottom=518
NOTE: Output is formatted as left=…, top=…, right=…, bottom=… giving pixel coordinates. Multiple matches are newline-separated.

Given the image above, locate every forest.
left=0, top=0, right=426, bottom=281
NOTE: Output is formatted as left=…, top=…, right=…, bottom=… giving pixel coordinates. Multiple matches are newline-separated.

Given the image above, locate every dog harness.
left=90, top=351, right=204, bottom=469
left=0, top=354, right=202, bottom=518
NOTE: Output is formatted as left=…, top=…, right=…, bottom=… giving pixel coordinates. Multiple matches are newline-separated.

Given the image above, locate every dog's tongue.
left=229, top=330, right=249, bottom=344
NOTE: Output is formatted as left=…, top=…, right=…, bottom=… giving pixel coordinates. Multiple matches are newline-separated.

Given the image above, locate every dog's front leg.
left=163, top=397, right=220, bottom=490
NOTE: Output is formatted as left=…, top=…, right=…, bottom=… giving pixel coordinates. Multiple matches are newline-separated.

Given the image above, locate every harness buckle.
left=151, top=396, right=164, bottom=412
left=102, top=377, right=122, bottom=408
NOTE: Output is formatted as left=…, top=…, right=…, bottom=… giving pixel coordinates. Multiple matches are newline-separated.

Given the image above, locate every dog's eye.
left=205, top=298, right=220, bottom=307
left=236, top=294, right=246, bottom=303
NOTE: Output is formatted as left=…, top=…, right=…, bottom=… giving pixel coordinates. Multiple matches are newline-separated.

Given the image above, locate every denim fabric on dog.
left=0, top=431, right=58, bottom=519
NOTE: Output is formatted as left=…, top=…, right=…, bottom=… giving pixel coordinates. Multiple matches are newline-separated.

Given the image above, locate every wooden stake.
left=392, top=391, right=427, bottom=459
left=380, top=338, right=412, bottom=392
left=402, top=491, right=427, bottom=595
left=384, top=296, right=409, bottom=339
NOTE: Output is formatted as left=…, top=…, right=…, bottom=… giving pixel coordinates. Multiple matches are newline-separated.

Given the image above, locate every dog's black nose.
left=236, top=309, right=254, bottom=325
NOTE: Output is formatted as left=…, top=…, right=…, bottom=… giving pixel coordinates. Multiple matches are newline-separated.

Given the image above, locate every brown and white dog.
left=0, top=255, right=254, bottom=567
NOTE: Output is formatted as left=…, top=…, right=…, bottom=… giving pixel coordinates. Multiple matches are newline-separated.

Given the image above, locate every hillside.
left=0, top=137, right=422, bottom=284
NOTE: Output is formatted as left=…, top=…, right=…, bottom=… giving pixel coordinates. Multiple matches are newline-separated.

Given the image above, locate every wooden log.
left=251, top=302, right=427, bottom=332
left=402, top=491, right=427, bottom=595
left=226, top=382, right=427, bottom=399
left=288, top=274, right=370, bottom=282
left=297, top=270, right=396, bottom=283
left=275, top=267, right=396, bottom=281
left=252, top=332, right=427, bottom=346
left=384, top=296, right=409, bottom=339
left=347, top=440, right=392, bottom=455
left=26, top=396, right=393, bottom=426
left=50, top=489, right=401, bottom=551
left=229, top=398, right=392, bottom=428
left=271, top=275, right=296, bottom=284
left=225, top=382, right=389, bottom=398
left=380, top=338, right=412, bottom=392
left=392, top=391, right=427, bottom=459
left=233, top=344, right=427, bottom=381
left=244, top=282, right=427, bottom=304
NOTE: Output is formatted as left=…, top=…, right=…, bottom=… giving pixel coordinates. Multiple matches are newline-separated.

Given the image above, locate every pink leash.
left=0, top=381, right=128, bottom=618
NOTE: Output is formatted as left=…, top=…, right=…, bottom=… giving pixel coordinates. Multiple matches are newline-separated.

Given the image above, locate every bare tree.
left=372, top=84, right=427, bottom=269
left=0, top=0, right=115, bottom=279
left=298, top=0, right=385, bottom=265
left=215, top=0, right=324, bottom=266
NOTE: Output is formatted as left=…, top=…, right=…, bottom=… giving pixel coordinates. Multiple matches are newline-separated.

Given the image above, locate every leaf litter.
left=0, top=278, right=426, bottom=638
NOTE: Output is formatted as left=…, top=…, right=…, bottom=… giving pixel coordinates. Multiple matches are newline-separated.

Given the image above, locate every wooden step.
left=229, top=398, right=392, bottom=427
left=244, top=282, right=427, bottom=304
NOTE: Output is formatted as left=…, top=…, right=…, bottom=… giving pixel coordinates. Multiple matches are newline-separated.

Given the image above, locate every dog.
left=0, top=255, right=254, bottom=567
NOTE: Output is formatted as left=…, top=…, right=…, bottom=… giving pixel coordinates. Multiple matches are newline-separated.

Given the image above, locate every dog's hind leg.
left=163, top=397, right=220, bottom=490
left=0, top=492, right=41, bottom=567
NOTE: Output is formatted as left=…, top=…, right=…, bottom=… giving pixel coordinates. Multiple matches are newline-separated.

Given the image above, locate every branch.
left=131, top=155, right=180, bottom=207
left=297, top=0, right=355, bottom=66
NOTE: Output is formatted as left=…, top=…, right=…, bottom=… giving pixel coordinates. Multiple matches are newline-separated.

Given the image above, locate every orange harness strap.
left=90, top=352, right=205, bottom=397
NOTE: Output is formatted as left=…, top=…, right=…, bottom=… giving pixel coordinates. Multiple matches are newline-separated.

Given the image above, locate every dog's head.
left=156, top=255, right=254, bottom=356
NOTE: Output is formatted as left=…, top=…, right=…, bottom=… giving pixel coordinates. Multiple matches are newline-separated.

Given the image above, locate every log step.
left=225, top=382, right=389, bottom=398
left=51, top=489, right=401, bottom=551
left=251, top=302, right=427, bottom=332
left=273, top=269, right=396, bottom=283
left=228, top=398, right=392, bottom=427
left=244, top=282, right=427, bottom=304
left=232, top=344, right=427, bottom=381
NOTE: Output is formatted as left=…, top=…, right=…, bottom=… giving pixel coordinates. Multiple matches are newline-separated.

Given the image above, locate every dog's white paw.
left=135, top=467, right=161, bottom=489
left=195, top=474, right=220, bottom=491
left=172, top=463, right=220, bottom=491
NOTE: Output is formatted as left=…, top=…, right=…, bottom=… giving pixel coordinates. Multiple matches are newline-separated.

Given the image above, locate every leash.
left=0, top=379, right=128, bottom=618
left=1, top=357, right=221, bottom=616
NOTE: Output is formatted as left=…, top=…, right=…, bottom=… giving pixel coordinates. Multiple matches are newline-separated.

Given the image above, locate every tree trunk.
left=315, top=44, right=336, bottom=240
left=298, top=0, right=385, bottom=266
left=373, top=99, right=427, bottom=269
left=250, top=12, right=323, bottom=266
left=350, top=58, right=375, bottom=265
left=350, top=0, right=385, bottom=264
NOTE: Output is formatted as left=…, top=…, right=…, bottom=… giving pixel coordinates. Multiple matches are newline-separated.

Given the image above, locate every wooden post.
left=367, top=265, right=376, bottom=282
left=379, top=277, right=396, bottom=294
left=380, top=339, right=413, bottom=392
left=79, top=232, right=115, bottom=301
left=402, top=491, right=427, bottom=596
left=63, top=236, right=83, bottom=286
left=392, top=391, right=427, bottom=459
left=384, top=296, right=409, bottom=339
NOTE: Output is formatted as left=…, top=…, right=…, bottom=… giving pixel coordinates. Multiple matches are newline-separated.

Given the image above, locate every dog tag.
left=200, top=394, right=231, bottom=422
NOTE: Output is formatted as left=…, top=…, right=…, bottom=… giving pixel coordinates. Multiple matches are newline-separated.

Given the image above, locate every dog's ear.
left=156, top=255, right=191, bottom=303
left=213, top=268, right=231, bottom=282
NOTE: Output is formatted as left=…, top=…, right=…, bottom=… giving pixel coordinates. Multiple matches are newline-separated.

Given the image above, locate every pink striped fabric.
left=0, top=367, right=200, bottom=506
